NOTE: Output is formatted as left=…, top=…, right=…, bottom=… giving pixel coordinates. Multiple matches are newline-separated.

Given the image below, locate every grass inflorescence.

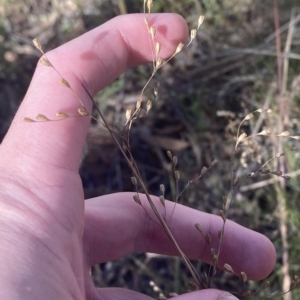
left=26, top=1, right=300, bottom=298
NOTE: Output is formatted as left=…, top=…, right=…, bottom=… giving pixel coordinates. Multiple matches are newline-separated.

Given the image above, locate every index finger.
left=0, top=14, right=188, bottom=174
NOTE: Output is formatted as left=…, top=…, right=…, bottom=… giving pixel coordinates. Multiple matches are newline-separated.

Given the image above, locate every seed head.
left=155, top=42, right=161, bottom=55
left=258, top=129, right=272, bottom=136
left=39, top=57, right=52, bottom=67
left=59, top=78, right=71, bottom=88
left=33, top=38, right=43, bottom=53
left=149, top=26, right=156, bottom=38
left=56, top=112, right=69, bottom=118
left=291, top=135, right=300, bottom=140
left=200, top=166, right=208, bottom=176
left=36, top=114, right=49, bottom=121
left=205, top=234, right=211, bottom=244
left=168, top=293, right=178, bottom=298
left=133, top=194, right=141, bottom=205
left=237, top=132, right=247, bottom=144
left=146, top=100, right=152, bottom=113
left=159, top=195, right=165, bottom=206
left=175, top=42, right=184, bottom=54
left=197, top=15, right=205, bottom=29
left=278, top=131, right=290, bottom=137
left=78, top=107, right=89, bottom=116
left=244, top=113, right=254, bottom=121
left=263, top=281, right=270, bottom=289
left=147, top=0, right=153, bottom=12
left=211, top=159, right=218, bottom=167
left=224, top=263, right=234, bottom=273
left=131, top=176, right=137, bottom=186
left=190, top=29, right=197, bottom=41
left=126, top=109, right=132, bottom=121
left=172, top=156, right=178, bottom=167
left=241, top=271, right=247, bottom=283
left=136, top=99, right=142, bottom=110
left=24, top=117, right=35, bottom=122
left=156, top=57, right=163, bottom=68
left=195, top=223, right=202, bottom=232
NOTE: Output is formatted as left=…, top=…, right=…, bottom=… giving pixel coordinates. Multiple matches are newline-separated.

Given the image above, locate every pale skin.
left=0, top=14, right=276, bottom=300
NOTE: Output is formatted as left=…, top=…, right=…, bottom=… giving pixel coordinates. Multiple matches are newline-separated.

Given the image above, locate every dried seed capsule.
left=241, top=271, right=247, bottom=283
left=174, top=170, right=180, bottom=181
left=78, top=107, right=89, bottom=116
left=224, top=263, right=234, bottom=273
left=211, top=159, right=218, bottom=167
left=126, top=109, right=132, bottom=121
left=159, top=195, right=165, bottom=206
left=56, top=112, right=69, bottom=118
left=175, top=42, right=184, bottom=54
left=205, top=234, right=211, bottom=244
left=33, top=38, right=43, bottom=52
left=262, top=281, right=270, bottom=289
left=40, top=57, right=52, bottom=67
left=155, top=57, right=163, bottom=68
left=172, top=156, right=178, bottom=167
left=155, top=42, right=161, bottom=55
left=197, top=15, right=205, bottom=29
left=131, top=177, right=137, bottom=186
left=133, top=194, right=141, bottom=205
left=36, top=114, right=49, bottom=121
left=149, top=26, right=156, bottom=38
left=24, top=117, right=35, bottom=122
left=190, top=29, right=197, bottom=40
left=136, top=99, right=142, bottom=110
left=147, top=0, right=153, bottom=11
left=195, top=223, right=202, bottom=232
left=200, top=166, right=208, bottom=176
left=59, top=78, right=71, bottom=88
left=146, top=100, right=152, bottom=113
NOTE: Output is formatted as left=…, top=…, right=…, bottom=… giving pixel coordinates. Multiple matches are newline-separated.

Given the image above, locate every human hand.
left=0, top=14, right=275, bottom=300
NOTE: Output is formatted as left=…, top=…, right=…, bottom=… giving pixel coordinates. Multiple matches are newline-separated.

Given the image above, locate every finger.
left=0, top=14, right=188, bottom=176
left=83, top=193, right=276, bottom=281
left=173, top=290, right=238, bottom=300
left=92, top=288, right=238, bottom=300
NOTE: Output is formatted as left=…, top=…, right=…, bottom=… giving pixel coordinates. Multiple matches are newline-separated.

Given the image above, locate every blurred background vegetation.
left=1, top=0, right=300, bottom=298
